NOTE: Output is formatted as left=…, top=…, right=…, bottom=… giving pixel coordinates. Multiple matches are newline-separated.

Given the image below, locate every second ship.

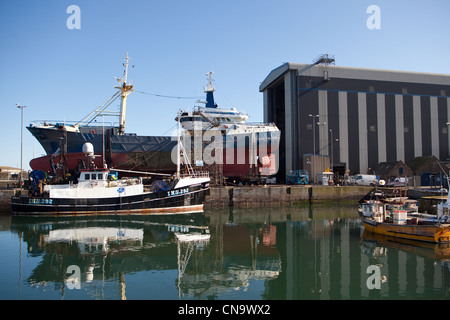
left=27, top=55, right=280, bottom=183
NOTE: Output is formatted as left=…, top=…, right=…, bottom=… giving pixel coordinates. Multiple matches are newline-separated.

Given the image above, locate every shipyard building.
left=260, top=58, right=450, bottom=183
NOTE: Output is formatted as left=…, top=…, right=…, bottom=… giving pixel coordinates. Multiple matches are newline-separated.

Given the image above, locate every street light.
left=317, top=121, right=326, bottom=176
left=16, top=104, right=26, bottom=188
left=329, top=129, right=339, bottom=173
left=309, top=114, right=319, bottom=184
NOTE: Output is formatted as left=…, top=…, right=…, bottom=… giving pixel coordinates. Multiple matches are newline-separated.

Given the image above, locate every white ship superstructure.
left=177, top=72, right=279, bottom=135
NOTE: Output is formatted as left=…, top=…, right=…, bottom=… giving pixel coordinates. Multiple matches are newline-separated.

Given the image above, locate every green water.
left=1, top=204, right=449, bottom=300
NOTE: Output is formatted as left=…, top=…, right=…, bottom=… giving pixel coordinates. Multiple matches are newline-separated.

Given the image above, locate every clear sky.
left=1, top=0, right=450, bottom=170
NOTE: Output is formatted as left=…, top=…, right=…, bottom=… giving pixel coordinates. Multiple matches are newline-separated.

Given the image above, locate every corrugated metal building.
left=259, top=62, right=450, bottom=182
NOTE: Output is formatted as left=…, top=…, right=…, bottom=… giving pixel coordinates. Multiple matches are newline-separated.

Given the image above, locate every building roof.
left=373, top=161, right=411, bottom=176
left=0, top=166, right=22, bottom=172
left=406, top=156, right=446, bottom=174
left=374, top=161, right=400, bottom=175
left=259, top=63, right=450, bottom=92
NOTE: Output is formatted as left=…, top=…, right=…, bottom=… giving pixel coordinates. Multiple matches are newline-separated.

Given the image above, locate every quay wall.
left=0, top=190, right=15, bottom=212
left=205, top=185, right=372, bottom=208
left=0, top=185, right=372, bottom=213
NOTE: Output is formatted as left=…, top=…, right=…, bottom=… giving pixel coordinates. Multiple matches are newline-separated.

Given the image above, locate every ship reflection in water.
left=4, top=205, right=450, bottom=300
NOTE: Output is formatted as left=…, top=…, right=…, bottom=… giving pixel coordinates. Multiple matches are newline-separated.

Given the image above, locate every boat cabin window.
left=181, top=116, right=206, bottom=123
left=84, top=173, right=104, bottom=180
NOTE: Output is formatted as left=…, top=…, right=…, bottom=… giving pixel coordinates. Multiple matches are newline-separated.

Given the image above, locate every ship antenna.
left=204, top=71, right=216, bottom=109
left=122, top=52, right=131, bottom=85
left=176, top=110, right=181, bottom=179
left=116, top=52, right=134, bottom=135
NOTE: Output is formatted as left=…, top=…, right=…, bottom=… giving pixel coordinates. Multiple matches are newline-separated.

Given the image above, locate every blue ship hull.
left=28, top=125, right=280, bottom=178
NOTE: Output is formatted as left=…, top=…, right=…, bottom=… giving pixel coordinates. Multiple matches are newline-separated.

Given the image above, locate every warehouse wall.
left=261, top=63, right=450, bottom=180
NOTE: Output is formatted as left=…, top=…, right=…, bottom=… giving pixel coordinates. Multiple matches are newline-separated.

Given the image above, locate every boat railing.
left=29, top=120, right=116, bottom=128
left=242, top=122, right=278, bottom=128
left=180, top=171, right=210, bottom=179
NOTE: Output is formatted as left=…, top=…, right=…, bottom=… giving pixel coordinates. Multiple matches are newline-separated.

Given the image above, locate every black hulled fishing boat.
left=11, top=114, right=210, bottom=215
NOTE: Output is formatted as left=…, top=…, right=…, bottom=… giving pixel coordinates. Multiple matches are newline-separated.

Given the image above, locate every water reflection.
left=361, top=232, right=450, bottom=299
left=5, top=205, right=450, bottom=300
left=11, top=213, right=210, bottom=299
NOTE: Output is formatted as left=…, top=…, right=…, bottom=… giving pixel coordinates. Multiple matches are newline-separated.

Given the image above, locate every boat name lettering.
left=168, top=188, right=189, bottom=197
left=168, top=225, right=189, bottom=233
left=29, top=198, right=53, bottom=205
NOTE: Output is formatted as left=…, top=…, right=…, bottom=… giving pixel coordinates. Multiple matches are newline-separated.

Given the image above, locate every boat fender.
left=439, top=215, right=449, bottom=224
left=91, top=130, right=96, bottom=134
left=436, top=229, right=450, bottom=243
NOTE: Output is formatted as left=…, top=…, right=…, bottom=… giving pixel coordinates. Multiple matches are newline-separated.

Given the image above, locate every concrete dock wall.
left=0, top=190, right=15, bottom=212
left=205, top=185, right=372, bottom=208
left=0, top=185, right=372, bottom=213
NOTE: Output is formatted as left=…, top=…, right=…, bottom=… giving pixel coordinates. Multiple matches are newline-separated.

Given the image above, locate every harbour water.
left=1, top=204, right=450, bottom=300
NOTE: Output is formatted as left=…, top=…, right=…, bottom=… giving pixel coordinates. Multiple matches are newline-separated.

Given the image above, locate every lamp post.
left=317, top=121, right=326, bottom=176
left=329, top=129, right=333, bottom=172
left=329, top=128, right=339, bottom=175
left=447, top=123, right=450, bottom=167
left=309, top=114, right=319, bottom=184
left=16, top=104, right=26, bottom=189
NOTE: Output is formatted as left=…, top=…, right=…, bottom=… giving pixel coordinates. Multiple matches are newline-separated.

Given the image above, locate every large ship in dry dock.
left=28, top=54, right=176, bottom=176
left=27, top=56, right=280, bottom=183
left=177, top=72, right=280, bottom=181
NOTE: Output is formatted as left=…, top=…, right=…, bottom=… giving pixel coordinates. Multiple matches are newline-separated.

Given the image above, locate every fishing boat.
left=359, top=191, right=450, bottom=243
left=360, top=196, right=420, bottom=215
left=11, top=115, right=210, bottom=215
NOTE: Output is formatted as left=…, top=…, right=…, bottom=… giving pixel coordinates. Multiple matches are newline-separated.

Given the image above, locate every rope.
left=136, top=90, right=202, bottom=100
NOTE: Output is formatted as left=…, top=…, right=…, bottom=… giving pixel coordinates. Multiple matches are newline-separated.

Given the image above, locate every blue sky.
left=1, top=0, right=450, bottom=170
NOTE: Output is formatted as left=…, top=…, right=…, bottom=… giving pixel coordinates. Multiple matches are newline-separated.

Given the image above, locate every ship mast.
left=176, top=110, right=181, bottom=179
left=116, top=53, right=134, bottom=135
left=204, top=71, right=216, bottom=109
